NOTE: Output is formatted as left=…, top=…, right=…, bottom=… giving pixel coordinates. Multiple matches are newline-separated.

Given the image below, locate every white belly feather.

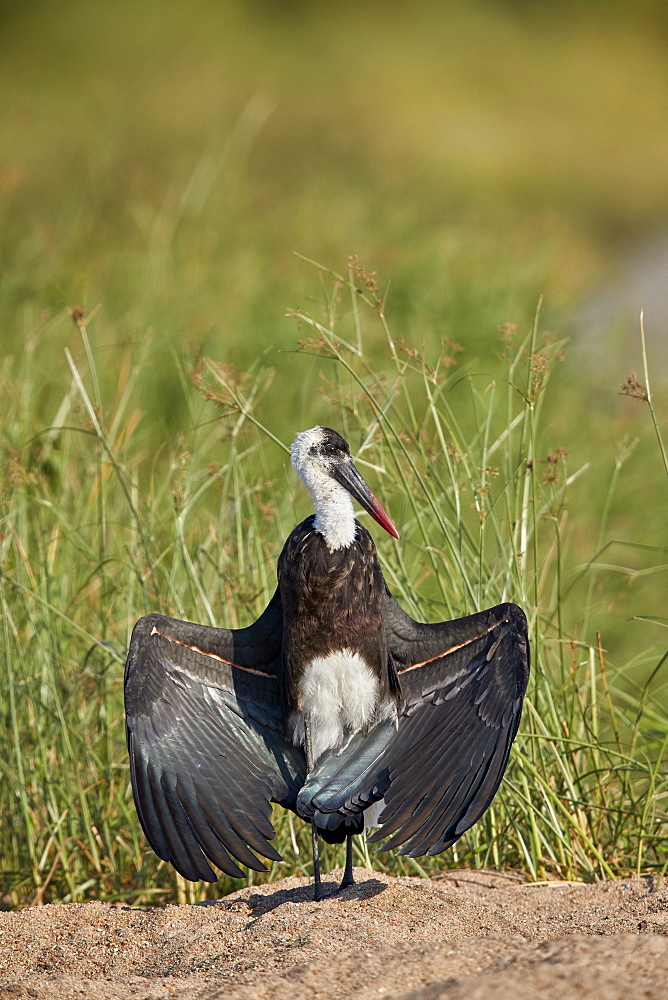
left=290, top=649, right=381, bottom=764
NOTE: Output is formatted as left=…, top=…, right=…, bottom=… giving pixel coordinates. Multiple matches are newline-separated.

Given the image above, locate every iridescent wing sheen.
left=124, top=590, right=306, bottom=881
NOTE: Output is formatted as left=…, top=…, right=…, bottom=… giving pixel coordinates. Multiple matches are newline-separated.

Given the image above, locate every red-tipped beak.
left=365, top=489, right=400, bottom=538
left=332, top=460, right=400, bottom=539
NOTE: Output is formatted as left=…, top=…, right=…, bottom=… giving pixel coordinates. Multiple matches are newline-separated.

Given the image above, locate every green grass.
left=1, top=0, right=667, bottom=907
left=1, top=266, right=666, bottom=906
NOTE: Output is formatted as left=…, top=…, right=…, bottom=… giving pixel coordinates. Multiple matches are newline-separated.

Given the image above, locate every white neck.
left=312, top=482, right=357, bottom=551
left=290, top=426, right=358, bottom=551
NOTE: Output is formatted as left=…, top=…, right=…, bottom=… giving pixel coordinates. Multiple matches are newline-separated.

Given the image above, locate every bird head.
left=291, top=426, right=399, bottom=540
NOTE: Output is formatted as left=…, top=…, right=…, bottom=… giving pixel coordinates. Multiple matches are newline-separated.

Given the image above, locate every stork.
left=125, top=426, right=529, bottom=900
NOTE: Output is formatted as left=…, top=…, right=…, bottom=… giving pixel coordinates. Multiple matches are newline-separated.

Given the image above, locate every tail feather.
left=296, top=718, right=396, bottom=833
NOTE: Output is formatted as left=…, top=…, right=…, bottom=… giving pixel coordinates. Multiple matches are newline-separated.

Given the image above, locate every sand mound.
left=0, top=869, right=666, bottom=999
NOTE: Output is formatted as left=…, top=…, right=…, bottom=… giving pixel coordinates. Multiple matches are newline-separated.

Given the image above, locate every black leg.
left=339, top=835, right=355, bottom=891
left=310, top=821, right=323, bottom=901
left=304, top=718, right=324, bottom=901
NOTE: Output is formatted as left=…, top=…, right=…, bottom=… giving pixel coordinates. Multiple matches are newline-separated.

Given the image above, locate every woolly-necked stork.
left=125, top=426, right=529, bottom=900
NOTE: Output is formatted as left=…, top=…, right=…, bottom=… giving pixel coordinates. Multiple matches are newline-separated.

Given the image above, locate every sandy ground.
left=0, top=869, right=666, bottom=1000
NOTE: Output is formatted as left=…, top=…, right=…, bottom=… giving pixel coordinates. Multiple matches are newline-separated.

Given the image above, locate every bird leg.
left=339, top=834, right=355, bottom=891
left=304, top=716, right=324, bottom=902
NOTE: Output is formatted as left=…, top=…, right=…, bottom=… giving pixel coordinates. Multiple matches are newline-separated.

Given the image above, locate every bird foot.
left=312, top=876, right=355, bottom=901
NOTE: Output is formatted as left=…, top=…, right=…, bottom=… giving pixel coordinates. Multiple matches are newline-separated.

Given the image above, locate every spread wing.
left=303, top=595, right=529, bottom=858
left=372, top=594, right=530, bottom=855
left=124, top=589, right=306, bottom=881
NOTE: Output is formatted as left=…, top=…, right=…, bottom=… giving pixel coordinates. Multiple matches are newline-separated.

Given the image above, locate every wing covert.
left=124, top=590, right=306, bottom=881
left=371, top=597, right=530, bottom=855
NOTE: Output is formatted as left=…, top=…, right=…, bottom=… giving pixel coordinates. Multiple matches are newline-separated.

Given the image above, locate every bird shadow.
left=211, top=875, right=387, bottom=922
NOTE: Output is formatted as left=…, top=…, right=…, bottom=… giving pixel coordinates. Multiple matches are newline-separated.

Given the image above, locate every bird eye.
left=324, top=443, right=337, bottom=456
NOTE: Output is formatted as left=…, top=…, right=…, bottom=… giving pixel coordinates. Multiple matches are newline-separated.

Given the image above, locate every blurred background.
left=0, top=0, right=667, bottom=902
left=2, top=0, right=667, bottom=637
left=2, top=0, right=668, bottom=376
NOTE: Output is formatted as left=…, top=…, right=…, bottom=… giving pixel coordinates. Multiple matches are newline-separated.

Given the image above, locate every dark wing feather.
left=306, top=594, right=529, bottom=857
left=370, top=594, right=530, bottom=855
left=124, top=589, right=306, bottom=881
